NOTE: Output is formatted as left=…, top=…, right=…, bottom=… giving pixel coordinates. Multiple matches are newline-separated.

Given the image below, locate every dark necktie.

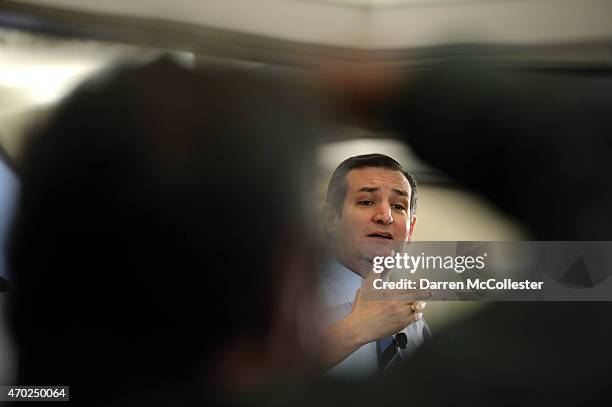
left=377, top=333, right=407, bottom=371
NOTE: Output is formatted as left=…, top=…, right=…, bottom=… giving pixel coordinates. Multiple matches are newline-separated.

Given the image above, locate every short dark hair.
left=324, top=153, right=418, bottom=216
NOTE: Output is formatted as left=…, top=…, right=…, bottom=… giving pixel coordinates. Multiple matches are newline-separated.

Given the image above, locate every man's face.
left=328, top=167, right=416, bottom=277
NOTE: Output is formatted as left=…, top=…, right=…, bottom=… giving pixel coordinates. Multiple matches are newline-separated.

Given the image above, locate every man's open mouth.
left=367, top=232, right=393, bottom=240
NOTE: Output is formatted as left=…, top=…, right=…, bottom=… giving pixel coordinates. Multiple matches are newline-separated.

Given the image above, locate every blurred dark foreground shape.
left=7, top=57, right=325, bottom=406
left=340, top=48, right=612, bottom=407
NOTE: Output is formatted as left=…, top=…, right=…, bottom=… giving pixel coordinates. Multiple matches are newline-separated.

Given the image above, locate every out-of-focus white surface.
left=0, top=29, right=123, bottom=121
left=0, top=28, right=193, bottom=156
left=0, top=28, right=178, bottom=114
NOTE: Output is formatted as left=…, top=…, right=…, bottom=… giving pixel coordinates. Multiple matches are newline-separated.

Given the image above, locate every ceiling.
left=5, top=0, right=612, bottom=49
left=306, top=0, right=504, bottom=7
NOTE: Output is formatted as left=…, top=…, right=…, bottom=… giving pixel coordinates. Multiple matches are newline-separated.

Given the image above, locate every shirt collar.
left=321, top=257, right=363, bottom=304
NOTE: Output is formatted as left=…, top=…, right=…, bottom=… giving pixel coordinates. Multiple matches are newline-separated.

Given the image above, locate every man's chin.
left=361, top=239, right=404, bottom=259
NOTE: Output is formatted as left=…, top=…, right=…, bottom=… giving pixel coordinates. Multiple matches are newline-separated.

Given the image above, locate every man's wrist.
left=321, top=313, right=371, bottom=370
left=343, top=313, right=372, bottom=348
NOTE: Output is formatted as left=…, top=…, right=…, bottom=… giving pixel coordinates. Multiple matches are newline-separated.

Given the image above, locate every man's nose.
left=372, top=204, right=393, bottom=225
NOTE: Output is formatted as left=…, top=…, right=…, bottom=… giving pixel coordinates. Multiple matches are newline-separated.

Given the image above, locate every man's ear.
left=407, top=215, right=417, bottom=243
left=322, top=203, right=338, bottom=238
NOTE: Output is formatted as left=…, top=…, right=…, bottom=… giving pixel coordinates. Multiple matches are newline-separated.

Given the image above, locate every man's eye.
left=358, top=200, right=374, bottom=206
left=392, top=204, right=406, bottom=211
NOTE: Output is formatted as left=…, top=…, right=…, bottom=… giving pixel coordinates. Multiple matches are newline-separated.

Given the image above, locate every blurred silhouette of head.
left=8, top=57, right=322, bottom=403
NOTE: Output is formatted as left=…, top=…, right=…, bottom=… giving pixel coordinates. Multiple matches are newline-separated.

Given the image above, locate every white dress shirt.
left=320, top=258, right=429, bottom=378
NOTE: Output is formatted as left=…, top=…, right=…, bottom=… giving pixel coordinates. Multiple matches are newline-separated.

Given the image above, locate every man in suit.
left=320, top=153, right=430, bottom=377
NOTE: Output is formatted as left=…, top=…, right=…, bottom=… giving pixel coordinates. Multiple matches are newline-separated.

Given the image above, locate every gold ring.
left=410, top=303, right=419, bottom=313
